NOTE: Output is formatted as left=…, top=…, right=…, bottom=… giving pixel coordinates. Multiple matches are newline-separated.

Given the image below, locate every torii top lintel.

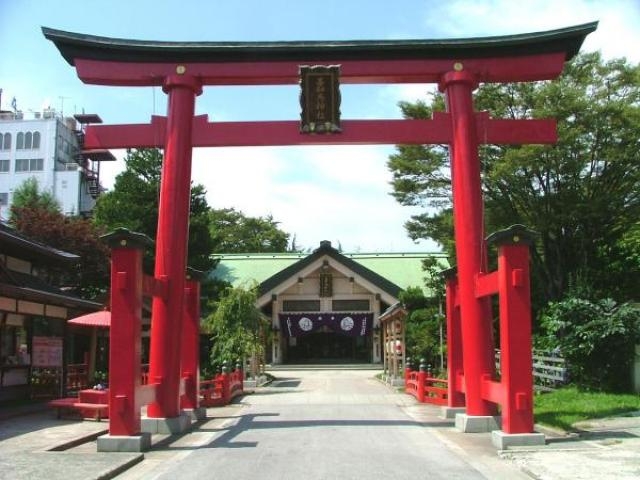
left=43, top=22, right=597, bottom=86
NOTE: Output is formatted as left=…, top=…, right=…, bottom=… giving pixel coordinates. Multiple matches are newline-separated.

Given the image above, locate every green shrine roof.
left=211, top=247, right=448, bottom=297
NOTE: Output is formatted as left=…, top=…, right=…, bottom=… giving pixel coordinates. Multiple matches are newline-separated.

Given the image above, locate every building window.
left=0, top=132, right=11, bottom=150
left=282, top=300, right=321, bottom=312
left=15, top=159, right=28, bottom=172
left=0, top=193, right=8, bottom=206
left=30, top=158, right=44, bottom=171
left=15, top=158, right=43, bottom=172
left=0, top=159, right=9, bottom=172
left=332, top=299, right=371, bottom=311
left=15, top=131, right=40, bottom=150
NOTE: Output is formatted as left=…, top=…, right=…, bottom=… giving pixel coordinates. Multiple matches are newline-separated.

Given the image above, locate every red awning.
left=68, top=310, right=110, bottom=328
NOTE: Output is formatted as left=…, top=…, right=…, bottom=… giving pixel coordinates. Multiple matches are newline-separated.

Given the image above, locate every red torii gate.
left=44, top=22, right=596, bottom=451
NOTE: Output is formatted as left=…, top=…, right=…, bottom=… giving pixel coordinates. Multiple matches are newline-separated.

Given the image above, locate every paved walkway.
left=0, top=408, right=141, bottom=480
left=0, top=369, right=639, bottom=479
left=118, top=369, right=494, bottom=480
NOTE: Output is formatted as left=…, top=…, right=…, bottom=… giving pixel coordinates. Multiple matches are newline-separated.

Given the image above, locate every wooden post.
left=417, top=360, right=427, bottom=403
left=487, top=225, right=537, bottom=433
left=443, top=267, right=465, bottom=407
left=101, top=228, right=153, bottom=436
left=180, top=268, right=202, bottom=411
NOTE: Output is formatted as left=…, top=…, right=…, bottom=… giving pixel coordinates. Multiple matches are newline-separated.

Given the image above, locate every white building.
left=0, top=109, right=113, bottom=220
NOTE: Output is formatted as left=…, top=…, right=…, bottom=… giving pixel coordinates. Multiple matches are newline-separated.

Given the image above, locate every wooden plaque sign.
left=299, top=65, right=341, bottom=134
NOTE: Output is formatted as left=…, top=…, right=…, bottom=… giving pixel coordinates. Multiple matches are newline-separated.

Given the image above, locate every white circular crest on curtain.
left=299, top=317, right=313, bottom=331
left=340, top=316, right=354, bottom=331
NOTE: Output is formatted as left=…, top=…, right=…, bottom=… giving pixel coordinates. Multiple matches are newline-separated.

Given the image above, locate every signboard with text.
left=300, top=65, right=341, bottom=134
left=32, top=336, right=63, bottom=367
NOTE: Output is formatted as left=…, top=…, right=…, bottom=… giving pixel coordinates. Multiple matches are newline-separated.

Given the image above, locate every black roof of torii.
left=43, top=22, right=597, bottom=65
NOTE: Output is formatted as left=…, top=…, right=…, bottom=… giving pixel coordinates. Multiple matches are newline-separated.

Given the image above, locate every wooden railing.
left=200, top=365, right=244, bottom=407
left=404, top=366, right=448, bottom=406
left=496, top=350, right=568, bottom=392
left=531, top=352, right=568, bottom=391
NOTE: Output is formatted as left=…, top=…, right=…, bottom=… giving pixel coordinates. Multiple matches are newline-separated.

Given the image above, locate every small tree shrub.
left=400, top=287, right=444, bottom=373
left=539, top=297, right=640, bottom=392
left=203, top=283, right=268, bottom=374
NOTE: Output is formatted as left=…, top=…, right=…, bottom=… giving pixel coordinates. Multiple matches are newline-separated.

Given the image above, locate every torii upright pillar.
left=146, top=72, right=202, bottom=431
left=439, top=69, right=498, bottom=426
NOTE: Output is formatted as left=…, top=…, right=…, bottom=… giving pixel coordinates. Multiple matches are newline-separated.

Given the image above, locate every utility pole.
left=59, top=96, right=70, bottom=116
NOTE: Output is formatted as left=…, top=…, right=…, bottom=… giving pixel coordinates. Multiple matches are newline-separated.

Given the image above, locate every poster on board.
left=32, top=336, right=63, bottom=367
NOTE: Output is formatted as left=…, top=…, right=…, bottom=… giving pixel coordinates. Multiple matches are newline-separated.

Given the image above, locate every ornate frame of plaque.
left=299, top=65, right=341, bottom=134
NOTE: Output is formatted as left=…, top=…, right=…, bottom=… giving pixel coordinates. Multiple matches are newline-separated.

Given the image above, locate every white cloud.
left=187, top=145, right=437, bottom=252
left=423, top=0, right=640, bottom=61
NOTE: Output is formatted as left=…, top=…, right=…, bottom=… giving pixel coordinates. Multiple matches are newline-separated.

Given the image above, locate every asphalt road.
left=116, top=369, right=495, bottom=480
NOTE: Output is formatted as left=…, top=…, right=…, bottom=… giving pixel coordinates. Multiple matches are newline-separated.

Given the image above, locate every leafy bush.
left=539, top=297, right=640, bottom=392
left=400, top=287, right=445, bottom=373
left=203, top=283, right=268, bottom=369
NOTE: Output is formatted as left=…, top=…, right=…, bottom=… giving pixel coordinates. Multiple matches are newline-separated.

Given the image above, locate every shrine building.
left=212, top=240, right=447, bottom=365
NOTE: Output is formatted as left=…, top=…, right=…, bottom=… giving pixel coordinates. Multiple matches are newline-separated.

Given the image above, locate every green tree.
left=399, top=286, right=444, bottom=373
left=208, top=208, right=290, bottom=253
left=388, top=52, right=640, bottom=309
left=203, top=283, right=268, bottom=370
left=10, top=184, right=109, bottom=299
left=93, top=149, right=216, bottom=272
left=10, top=177, right=60, bottom=214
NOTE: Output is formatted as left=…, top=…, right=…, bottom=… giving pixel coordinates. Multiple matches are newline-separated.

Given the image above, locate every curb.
left=46, top=428, right=109, bottom=451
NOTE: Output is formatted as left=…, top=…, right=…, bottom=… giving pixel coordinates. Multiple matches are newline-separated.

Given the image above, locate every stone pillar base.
left=440, top=406, right=466, bottom=419
left=142, top=413, right=191, bottom=434
left=183, top=407, right=207, bottom=422
left=455, top=414, right=501, bottom=433
left=97, top=433, right=151, bottom=452
left=491, top=430, right=546, bottom=449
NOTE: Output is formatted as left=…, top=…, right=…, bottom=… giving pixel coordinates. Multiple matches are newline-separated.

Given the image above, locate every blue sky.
left=1, top=0, right=639, bottom=252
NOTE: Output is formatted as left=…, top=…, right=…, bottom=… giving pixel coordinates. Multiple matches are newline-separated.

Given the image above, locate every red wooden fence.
left=199, top=365, right=244, bottom=408
left=404, top=364, right=448, bottom=406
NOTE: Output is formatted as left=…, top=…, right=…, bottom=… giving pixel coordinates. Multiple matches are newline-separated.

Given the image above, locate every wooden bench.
left=47, top=398, right=108, bottom=421
left=48, top=397, right=78, bottom=418
left=73, top=402, right=109, bottom=421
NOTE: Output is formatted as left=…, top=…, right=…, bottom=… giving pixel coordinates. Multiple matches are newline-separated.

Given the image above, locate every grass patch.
left=534, top=386, right=640, bottom=431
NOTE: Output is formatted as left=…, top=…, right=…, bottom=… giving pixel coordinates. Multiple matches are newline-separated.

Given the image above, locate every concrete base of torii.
left=455, top=413, right=501, bottom=432
left=141, top=413, right=191, bottom=434
left=440, top=406, right=466, bottom=420
left=97, top=433, right=152, bottom=452
left=183, top=407, right=207, bottom=422
left=491, top=430, right=546, bottom=449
